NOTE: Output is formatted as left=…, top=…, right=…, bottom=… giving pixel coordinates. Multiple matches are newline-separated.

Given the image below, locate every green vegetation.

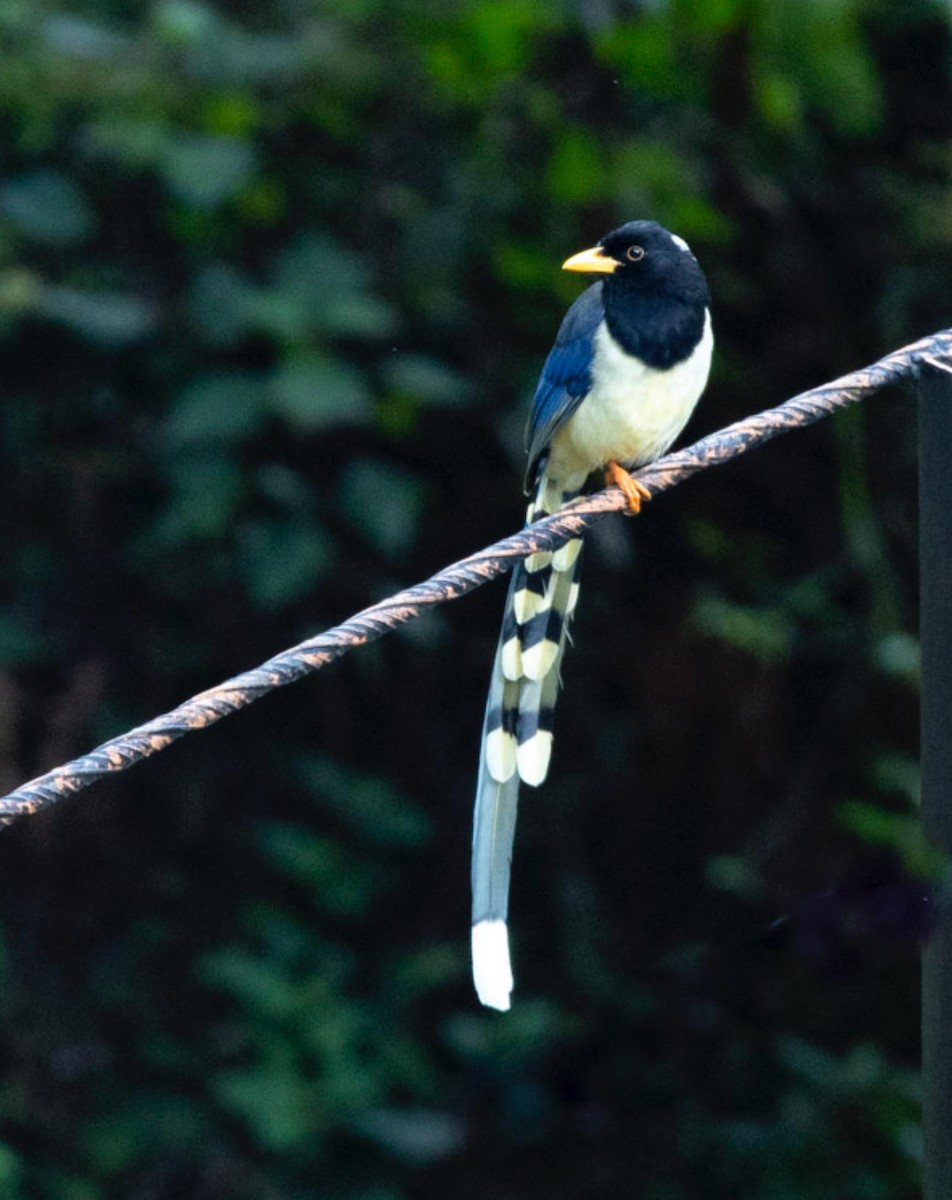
left=0, top=1, right=947, bottom=1195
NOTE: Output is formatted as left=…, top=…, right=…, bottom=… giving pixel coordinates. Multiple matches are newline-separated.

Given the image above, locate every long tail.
left=471, top=465, right=586, bottom=1010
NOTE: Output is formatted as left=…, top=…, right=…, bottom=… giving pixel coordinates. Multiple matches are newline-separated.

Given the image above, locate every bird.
left=471, top=220, right=713, bottom=1011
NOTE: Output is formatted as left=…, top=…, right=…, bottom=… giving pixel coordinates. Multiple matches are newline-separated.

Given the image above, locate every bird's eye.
left=626, top=245, right=645, bottom=262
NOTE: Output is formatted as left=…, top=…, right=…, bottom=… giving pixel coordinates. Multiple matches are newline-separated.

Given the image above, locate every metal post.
left=920, top=360, right=952, bottom=1199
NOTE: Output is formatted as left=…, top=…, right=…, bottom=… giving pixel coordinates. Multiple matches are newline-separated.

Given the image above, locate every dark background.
left=0, top=1, right=947, bottom=1196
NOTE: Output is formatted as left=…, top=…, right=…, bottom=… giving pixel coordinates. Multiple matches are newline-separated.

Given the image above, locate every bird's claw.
left=605, top=460, right=651, bottom=514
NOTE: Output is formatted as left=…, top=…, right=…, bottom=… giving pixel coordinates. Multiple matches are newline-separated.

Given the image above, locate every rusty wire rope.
left=2, top=326, right=951, bottom=827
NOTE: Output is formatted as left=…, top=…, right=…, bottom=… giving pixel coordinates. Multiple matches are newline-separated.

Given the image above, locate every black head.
left=563, top=220, right=708, bottom=305
left=562, top=220, right=710, bottom=367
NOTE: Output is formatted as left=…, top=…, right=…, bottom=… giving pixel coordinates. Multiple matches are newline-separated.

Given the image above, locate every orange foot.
left=605, top=460, right=652, bottom=514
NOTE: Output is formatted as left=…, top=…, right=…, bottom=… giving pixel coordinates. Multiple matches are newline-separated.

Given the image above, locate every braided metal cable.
left=2, top=326, right=951, bottom=826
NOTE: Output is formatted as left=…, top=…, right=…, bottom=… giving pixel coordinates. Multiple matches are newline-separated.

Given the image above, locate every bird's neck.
left=602, top=278, right=707, bottom=370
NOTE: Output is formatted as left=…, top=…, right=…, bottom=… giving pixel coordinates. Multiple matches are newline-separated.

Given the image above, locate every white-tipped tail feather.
left=484, top=726, right=517, bottom=782
left=520, top=637, right=560, bottom=682
left=500, top=636, right=523, bottom=681
left=512, top=584, right=549, bottom=624
left=551, top=536, right=582, bottom=573
left=472, top=920, right=513, bottom=1011
left=524, top=549, right=552, bottom=574
left=470, top=467, right=586, bottom=1010
left=516, top=729, right=553, bottom=786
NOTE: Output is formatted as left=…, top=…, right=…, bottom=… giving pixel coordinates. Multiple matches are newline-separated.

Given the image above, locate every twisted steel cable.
left=2, top=326, right=951, bottom=827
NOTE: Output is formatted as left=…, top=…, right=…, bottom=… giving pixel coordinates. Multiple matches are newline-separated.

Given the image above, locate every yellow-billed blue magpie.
left=472, top=221, right=713, bottom=1010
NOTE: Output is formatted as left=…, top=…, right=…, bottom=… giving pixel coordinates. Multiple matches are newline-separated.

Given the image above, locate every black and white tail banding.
left=471, top=465, right=587, bottom=1010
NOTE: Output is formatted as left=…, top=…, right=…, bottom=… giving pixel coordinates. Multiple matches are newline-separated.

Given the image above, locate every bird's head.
left=562, top=220, right=704, bottom=300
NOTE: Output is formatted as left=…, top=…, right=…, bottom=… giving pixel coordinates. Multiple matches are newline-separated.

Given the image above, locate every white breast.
left=547, top=308, right=713, bottom=481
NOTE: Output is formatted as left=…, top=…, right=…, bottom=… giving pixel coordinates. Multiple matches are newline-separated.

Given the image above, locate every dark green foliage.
left=0, top=1, right=947, bottom=1195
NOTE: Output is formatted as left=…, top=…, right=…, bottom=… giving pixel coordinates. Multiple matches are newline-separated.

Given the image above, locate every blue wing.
left=524, top=282, right=604, bottom=490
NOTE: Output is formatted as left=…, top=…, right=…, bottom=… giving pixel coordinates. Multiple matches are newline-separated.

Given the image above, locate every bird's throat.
left=602, top=278, right=707, bottom=370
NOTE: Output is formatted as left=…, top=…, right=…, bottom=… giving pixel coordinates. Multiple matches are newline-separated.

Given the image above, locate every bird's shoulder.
left=525, top=284, right=604, bottom=487
left=543, top=283, right=604, bottom=384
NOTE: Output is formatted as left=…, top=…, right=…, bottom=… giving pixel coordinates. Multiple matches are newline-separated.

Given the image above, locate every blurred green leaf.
left=838, top=800, right=942, bottom=878
left=493, top=239, right=557, bottom=289
left=353, top=1108, right=465, bottom=1163
left=443, top=999, right=577, bottom=1067
left=81, top=1095, right=207, bottom=1173
left=160, top=133, right=256, bottom=208
left=0, top=169, right=94, bottom=244
left=185, top=27, right=306, bottom=87
left=165, top=371, right=266, bottom=447
left=212, top=1065, right=315, bottom=1149
left=705, top=854, right=762, bottom=897
left=257, top=822, right=380, bottom=916
left=778, top=1037, right=889, bottom=1097
left=390, top=944, right=461, bottom=999
left=237, top=517, right=332, bottom=608
left=0, top=613, right=48, bottom=666
left=874, top=632, right=919, bottom=683
left=84, top=118, right=171, bottom=169
left=43, top=13, right=129, bottom=60
left=692, top=593, right=793, bottom=665
left=157, top=450, right=244, bottom=541
left=0, top=267, right=42, bottom=317
left=0, top=1143, right=24, bottom=1189
left=255, top=462, right=317, bottom=510
left=259, top=234, right=398, bottom=341
left=339, top=459, right=425, bottom=558
left=320, top=292, right=398, bottom=339
left=188, top=263, right=255, bottom=346
left=150, top=0, right=219, bottom=46
left=595, top=18, right=705, bottom=105
left=755, top=0, right=883, bottom=137
left=200, top=947, right=299, bottom=1020
left=613, top=139, right=701, bottom=224
left=382, top=353, right=474, bottom=407
left=870, top=755, right=920, bottom=806
left=294, top=753, right=431, bottom=847
left=547, top=128, right=607, bottom=205
left=39, top=284, right=155, bottom=345
left=268, top=357, right=373, bottom=430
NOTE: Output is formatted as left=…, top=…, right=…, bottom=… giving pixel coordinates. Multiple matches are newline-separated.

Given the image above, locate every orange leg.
left=605, top=460, right=652, bottom=514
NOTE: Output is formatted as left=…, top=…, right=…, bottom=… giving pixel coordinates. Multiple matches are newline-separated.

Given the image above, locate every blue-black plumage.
left=472, top=221, right=713, bottom=1011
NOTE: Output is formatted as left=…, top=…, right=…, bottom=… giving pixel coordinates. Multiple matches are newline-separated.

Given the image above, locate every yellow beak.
left=561, top=245, right=618, bottom=274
